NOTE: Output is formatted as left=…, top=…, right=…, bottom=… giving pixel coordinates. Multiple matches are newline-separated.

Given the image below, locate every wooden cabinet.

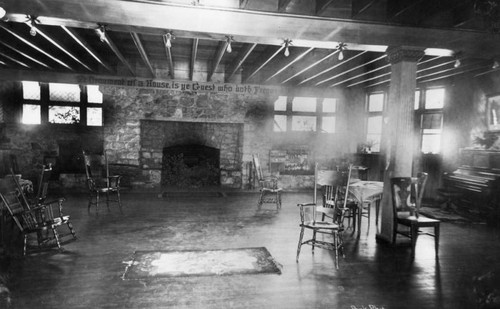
left=353, top=153, right=384, bottom=181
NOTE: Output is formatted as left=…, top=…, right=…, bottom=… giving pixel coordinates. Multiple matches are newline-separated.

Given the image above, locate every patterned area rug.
left=122, top=247, right=281, bottom=279
left=419, top=207, right=471, bottom=222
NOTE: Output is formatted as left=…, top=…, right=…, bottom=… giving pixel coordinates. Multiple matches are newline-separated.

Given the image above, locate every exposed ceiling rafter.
left=131, top=32, right=155, bottom=78
left=95, top=27, right=135, bottom=76
left=225, top=42, right=257, bottom=83
left=316, top=0, right=336, bottom=16
left=61, top=26, right=113, bottom=72
left=0, top=23, right=74, bottom=71
left=266, top=47, right=315, bottom=82
left=208, top=40, right=229, bottom=82
left=298, top=50, right=368, bottom=85
left=0, top=40, right=52, bottom=69
left=244, top=45, right=285, bottom=83
left=190, top=38, right=198, bottom=81
left=28, top=23, right=93, bottom=72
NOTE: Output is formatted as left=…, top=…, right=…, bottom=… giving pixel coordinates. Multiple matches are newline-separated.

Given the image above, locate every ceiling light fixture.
left=0, top=7, right=6, bottom=19
left=164, top=32, right=175, bottom=48
left=283, top=39, right=292, bottom=57
left=225, top=36, right=234, bottom=53
left=336, top=42, right=347, bottom=61
left=454, top=52, right=462, bottom=68
left=98, top=25, right=107, bottom=42
left=26, top=15, right=39, bottom=37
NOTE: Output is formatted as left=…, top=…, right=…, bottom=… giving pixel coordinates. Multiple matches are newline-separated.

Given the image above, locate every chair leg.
left=117, top=190, right=122, bottom=212
left=257, top=191, right=264, bottom=209
left=106, top=191, right=110, bottom=211
left=52, top=228, right=62, bottom=250
left=67, top=222, right=77, bottom=239
left=312, top=230, right=317, bottom=253
left=435, top=224, right=440, bottom=256
left=87, top=193, right=93, bottom=213
left=296, top=227, right=305, bottom=262
left=333, top=231, right=339, bottom=269
left=95, top=192, right=100, bottom=214
left=23, top=234, right=28, bottom=256
left=410, top=224, right=419, bottom=256
left=375, top=199, right=380, bottom=226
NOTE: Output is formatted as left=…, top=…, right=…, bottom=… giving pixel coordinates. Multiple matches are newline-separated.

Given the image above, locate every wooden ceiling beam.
left=316, top=0, right=336, bottom=16
left=5, top=0, right=491, bottom=58
left=329, top=63, right=390, bottom=87
left=61, top=26, right=113, bottom=72
left=316, top=54, right=385, bottom=86
left=225, top=42, right=257, bottom=82
left=0, top=50, right=31, bottom=68
left=352, top=0, right=378, bottom=18
left=278, top=0, right=293, bottom=13
left=266, top=47, right=315, bottom=82
left=0, top=40, right=52, bottom=69
left=346, top=56, right=441, bottom=88
left=298, top=50, right=368, bottom=85
left=347, top=70, right=390, bottom=87
left=281, top=49, right=338, bottom=84
left=208, top=40, right=229, bottom=82
left=243, top=45, right=285, bottom=83
left=162, top=35, right=175, bottom=79
left=95, top=27, right=135, bottom=76
left=28, top=24, right=94, bottom=72
left=190, top=38, right=198, bottom=81
left=387, top=0, right=424, bottom=21
left=421, top=64, right=489, bottom=83
left=131, top=32, right=155, bottom=78
left=0, top=23, right=74, bottom=71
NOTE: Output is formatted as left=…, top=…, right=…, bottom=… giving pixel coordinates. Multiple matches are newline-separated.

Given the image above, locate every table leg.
left=357, top=203, right=362, bottom=237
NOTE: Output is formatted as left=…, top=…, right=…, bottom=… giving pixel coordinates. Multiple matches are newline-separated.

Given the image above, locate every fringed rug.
left=122, top=247, right=281, bottom=279
left=419, top=207, right=471, bottom=222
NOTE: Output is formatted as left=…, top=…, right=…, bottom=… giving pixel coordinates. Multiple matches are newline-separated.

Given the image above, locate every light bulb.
left=226, top=42, right=232, bottom=53
left=284, top=46, right=290, bottom=57
left=165, top=37, right=171, bottom=48
left=0, top=7, right=6, bottom=19
left=454, top=58, right=461, bottom=68
left=99, top=31, right=106, bottom=42
left=338, top=50, right=344, bottom=61
left=29, top=26, right=36, bottom=36
left=493, top=61, right=500, bottom=69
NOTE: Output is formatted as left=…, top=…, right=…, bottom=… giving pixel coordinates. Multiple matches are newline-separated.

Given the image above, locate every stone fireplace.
left=162, top=144, right=220, bottom=188
left=140, top=120, right=243, bottom=189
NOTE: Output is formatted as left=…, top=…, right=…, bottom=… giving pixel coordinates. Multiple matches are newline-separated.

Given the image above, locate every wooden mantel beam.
left=3, top=0, right=496, bottom=58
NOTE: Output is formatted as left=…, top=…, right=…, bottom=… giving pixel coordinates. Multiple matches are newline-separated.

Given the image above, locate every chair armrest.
left=36, top=197, right=66, bottom=217
left=107, top=175, right=122, bottom=188
left=297, top=202, right=317, bottom=207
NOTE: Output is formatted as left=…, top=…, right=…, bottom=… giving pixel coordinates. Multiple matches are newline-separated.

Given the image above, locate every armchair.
left=82, top=150, right=122, bottom=213
left=252, top=154, right=282, bottom=209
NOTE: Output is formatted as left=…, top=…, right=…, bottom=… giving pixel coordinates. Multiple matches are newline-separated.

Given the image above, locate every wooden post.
left=376, top=46, right=424, bottom=244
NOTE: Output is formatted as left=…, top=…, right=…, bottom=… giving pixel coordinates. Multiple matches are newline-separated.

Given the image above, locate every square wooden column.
left=376, top=46, right=424, bottom=243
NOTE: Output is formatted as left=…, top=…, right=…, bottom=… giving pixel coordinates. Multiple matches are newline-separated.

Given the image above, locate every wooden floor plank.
left=1, top=191, right=499, bottom=308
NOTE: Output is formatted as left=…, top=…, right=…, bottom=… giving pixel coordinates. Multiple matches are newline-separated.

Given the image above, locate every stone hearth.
left=140, top=120, right=243, bottom=189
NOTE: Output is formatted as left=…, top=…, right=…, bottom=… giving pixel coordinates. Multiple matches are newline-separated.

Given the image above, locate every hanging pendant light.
left=283, top=39, right=292, bottom=57
left=225, top=35, right=234, bottom=53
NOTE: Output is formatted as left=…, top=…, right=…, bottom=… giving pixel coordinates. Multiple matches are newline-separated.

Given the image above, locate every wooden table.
left=348, top=180, right=384, bottom=236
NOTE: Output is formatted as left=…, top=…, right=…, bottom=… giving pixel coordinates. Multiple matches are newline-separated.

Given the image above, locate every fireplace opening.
left=161, top=144, right=220, bottom=188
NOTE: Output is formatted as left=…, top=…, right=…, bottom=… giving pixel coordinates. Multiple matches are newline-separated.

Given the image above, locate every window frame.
left=415, top=87, right=445, bottom=154
left=273, top=96, right=337, bottom=133
left=21, top=82, right=103, bottom=127
left=365, top=92, right=385, bottom=153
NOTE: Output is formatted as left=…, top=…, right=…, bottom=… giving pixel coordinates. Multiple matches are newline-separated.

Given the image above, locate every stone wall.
left=100, top=86, right=274, bottom=189
left=140, top=120, right=243, bottom=188
left=0, top=81, right=367, bottom=191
